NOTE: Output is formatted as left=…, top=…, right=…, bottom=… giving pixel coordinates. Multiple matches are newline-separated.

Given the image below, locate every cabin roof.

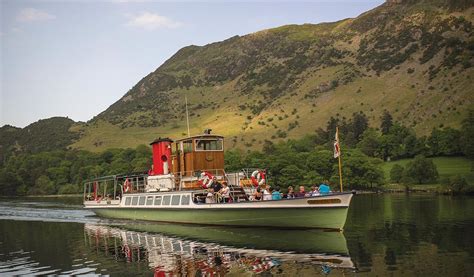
left=175, top=134, right=224, bottom=143
left=150, top=137, right=173, bottom=145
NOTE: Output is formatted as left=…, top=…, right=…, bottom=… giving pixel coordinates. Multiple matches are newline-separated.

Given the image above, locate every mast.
left=185, top=96, right=190, bottom=137
left=335, top=127, right=343, bottom=192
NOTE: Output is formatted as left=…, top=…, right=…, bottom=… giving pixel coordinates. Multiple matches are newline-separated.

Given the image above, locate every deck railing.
left=83, top=173, right=148, bottom=201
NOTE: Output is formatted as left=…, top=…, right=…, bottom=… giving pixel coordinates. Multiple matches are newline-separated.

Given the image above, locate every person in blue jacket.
left=272, top=186, right=282, bottom=200
left=319, top=180, right=332, bottom=195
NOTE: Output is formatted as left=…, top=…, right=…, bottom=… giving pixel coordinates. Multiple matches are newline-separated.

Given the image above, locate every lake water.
left=0, top=194, right=473, bottom=276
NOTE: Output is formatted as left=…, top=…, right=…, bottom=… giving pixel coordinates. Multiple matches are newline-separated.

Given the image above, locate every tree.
left=405, top=155, right=438, bottom=184
left=306, top=150, right=335, bottom=180
left=31, top=175, right=56, bottom=195
left=0, top=170, right=21, bottom=195
left=351, top=112, right=369, bottom=142
left=357, top=128, right=381, bottom=158
left=390, top=164, right=405, bottom=183
left=262, top=140, right=276, bottom=155
left=224, top=149, right=243, bottom=171
left=132, top=157, right=151, bottom=172
left=443, top=175, right=474, bottom=193
left=380, top=124, right=419, bottom=159
left=380, top=110, right=393, bottom=135
left=335, top=149, right=385, bottom=189
left=278, top=165, right=304, bottom=187
left=428, top=128, right=462, bottom=156
left=461, top=109, right=474, bottom=159
left=325, top=116, right=339, bottom=142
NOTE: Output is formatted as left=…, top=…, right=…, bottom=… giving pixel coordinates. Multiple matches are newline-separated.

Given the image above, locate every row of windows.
left=178, top=139, right=224, bottom=153
left=124, top=194, right=191, bottom=207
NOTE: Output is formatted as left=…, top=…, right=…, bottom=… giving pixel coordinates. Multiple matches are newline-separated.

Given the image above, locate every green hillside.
left=0, top=117, right=80, bottom=164
left=70, top=0, right=473, bottom=152
left=2, top=0, right=473, bottom=153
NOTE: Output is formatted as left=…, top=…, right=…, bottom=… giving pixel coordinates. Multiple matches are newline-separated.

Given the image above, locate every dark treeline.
left=0, top=146, right=152, bottom=196
left=1, top=110, right=473, bottom=196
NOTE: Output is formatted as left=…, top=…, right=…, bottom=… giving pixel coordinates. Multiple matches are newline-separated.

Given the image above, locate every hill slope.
left=0, top=117, right=80, bottom=163
left=55, top=1, right=474, bottom=150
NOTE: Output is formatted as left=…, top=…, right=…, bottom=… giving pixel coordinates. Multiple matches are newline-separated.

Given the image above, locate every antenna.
left=185, top=96, right=190, bottom=137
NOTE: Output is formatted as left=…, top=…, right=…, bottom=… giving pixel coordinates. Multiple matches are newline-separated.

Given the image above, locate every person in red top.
left=295, top=185, right=306, bottom=198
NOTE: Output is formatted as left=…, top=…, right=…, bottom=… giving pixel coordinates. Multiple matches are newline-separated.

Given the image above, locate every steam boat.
left=83, top=130, right=353, bottom=230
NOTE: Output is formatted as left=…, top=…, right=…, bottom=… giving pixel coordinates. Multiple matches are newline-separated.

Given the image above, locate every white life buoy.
left=198, top=171, right=214, bottom=188
left=251, top=170, right=266, bottom=187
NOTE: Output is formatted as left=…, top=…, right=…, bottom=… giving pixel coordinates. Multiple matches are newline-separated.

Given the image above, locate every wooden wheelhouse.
left=170, top=131, right=225, bottom=189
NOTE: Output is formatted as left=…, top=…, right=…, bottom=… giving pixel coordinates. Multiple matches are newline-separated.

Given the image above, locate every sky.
left=0, top=0, right=384, bottom=128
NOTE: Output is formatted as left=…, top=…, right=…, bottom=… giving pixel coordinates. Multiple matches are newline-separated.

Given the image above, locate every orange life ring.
left=198, top=171, right=214, bottom=188
left=251, top=170, right=266, bottom=187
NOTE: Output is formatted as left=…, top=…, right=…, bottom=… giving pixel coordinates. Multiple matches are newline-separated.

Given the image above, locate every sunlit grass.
left=382, top=156, right=474, bottom=185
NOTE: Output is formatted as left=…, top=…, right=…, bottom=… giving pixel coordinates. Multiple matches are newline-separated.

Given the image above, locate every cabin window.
left=171, top=195, right=181, bottom=206
left=132, top=196, right=139, bottom=205
left=182, top=140, right=193, bottom=153
left=139, top=196, right=146, bottom=205
left=163, top=195, right=171, bottom=205
left=125, top=197, right=131, bottom=206
left=195, top=139, right=223, bottom=151
left=154, top=196, right=162, bottom=205
left=181, top=195, right=190, bottom=205
left=146, top=196, right=154, bottom=205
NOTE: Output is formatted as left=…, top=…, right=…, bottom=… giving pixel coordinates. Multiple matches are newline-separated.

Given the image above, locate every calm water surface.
left=0, top=194, right=473, bottom=276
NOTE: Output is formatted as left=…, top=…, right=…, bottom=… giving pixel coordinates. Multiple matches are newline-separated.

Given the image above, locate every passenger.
left=319, top=181, right=332, bottom=195
left=211, top=177, right=223, bottom=193
left=295, top=186, right=306, bottom=198
left=286, top=186, right=295, bottom=199
left=205, top=189, right=215, bottom=204
left=263, top=185, right=273, bottom=201
left=272, top=186, right=282, bottom=200
left=252, top=187, right=263, bottom=201
left=220, top=182, right=231, bottom=203
left=309, top=185, right=320, bottom=197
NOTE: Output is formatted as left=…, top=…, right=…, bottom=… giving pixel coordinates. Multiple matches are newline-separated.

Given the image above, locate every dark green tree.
left=390, top=164, right=405, bottom=183
left=224, top=149, right=243, bottom=172
left=357, top=128, right=381, bottom=158
left=428, top=128, right=462, bottom=156
left=461, top=109, right=474, bottom=159
left=405, top=155, right=439, bottom=184
left=380, top=110, right=393, bottom=135
left=351, top=112, right=369, bottom=142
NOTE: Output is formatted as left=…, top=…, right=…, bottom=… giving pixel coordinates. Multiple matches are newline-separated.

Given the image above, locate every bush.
left=390, top=164, right=405, bottom=183
left=405, top=155, right=438, bottom=184
left=441, top=175, right=474, bottom=194
left=58, top=183, right=80, bottom=194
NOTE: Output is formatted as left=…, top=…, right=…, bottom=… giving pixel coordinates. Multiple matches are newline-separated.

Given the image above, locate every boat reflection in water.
left=84, top=223, right=354, bottom=275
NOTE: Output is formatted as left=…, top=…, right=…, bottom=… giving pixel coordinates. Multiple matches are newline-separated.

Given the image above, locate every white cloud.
left=17, top=8, right=56, bottom=22
left=126, top=12, right=182, bottom=30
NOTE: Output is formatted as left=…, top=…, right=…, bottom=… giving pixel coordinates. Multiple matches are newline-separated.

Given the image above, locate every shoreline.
left=18, top=194, right=82, bottom=198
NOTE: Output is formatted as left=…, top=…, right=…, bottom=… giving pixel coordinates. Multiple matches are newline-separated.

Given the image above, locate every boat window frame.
left=194, top=138, right=223, bottom=152
left=138, top=196, right=146, bottom=206
left=131, top=196, right=139, bottom=205
left=154, top=195, right=162, bottom=206
left=146, top=195, right=154, bottom=206
left=163, top=195, right=171, bottom=205
left=182, top=140, right=193, bottom=153
left=181, top=195, right=190, bottom=205
left=171, top=195, right=181, bottom=206
left=125, top=197, right=132, bottom=206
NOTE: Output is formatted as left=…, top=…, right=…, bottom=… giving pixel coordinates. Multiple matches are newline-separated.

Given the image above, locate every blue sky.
left=1, top=0, right=383, bottom=128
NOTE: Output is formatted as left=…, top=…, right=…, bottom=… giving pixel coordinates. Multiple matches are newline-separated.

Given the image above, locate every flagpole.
left=336, top=126, right=343, bottom=192
left=185, top=96, right=190, bottom=137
